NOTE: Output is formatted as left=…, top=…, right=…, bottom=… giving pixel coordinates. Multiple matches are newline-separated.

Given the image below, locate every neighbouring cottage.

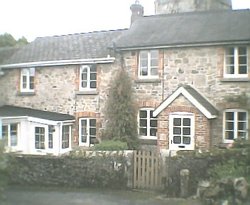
left=0, top=0, right=249, bottom=155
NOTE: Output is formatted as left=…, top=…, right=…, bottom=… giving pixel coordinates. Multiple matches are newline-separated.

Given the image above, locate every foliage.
left=104, top=68, right=139, bottom=150
left=0, top=140, right=8, bottom=199
left=93, top=140, right=128, bottom=151
left=0, top=33, right=28, bottom=47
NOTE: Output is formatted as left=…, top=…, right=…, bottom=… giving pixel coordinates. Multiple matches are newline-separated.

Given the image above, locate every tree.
left=0, top=33, right=28, bottom=47
left=104, top=67, right=139, bottom=149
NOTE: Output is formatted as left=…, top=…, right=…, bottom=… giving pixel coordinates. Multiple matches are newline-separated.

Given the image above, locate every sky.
left=0, top=0, right=250, bottom=42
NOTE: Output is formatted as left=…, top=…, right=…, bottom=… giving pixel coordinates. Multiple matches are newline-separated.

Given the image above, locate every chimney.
left=130, top=0, right=144, bottom=25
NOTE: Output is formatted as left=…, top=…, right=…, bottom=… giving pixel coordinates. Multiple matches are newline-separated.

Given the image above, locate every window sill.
left=135, top=79, right=161, bottom=83
left=76, top=90, right=99, bottom=95
left=18, top=92, right=35, bottom=96
left=221, top=78, right=250, bottom=82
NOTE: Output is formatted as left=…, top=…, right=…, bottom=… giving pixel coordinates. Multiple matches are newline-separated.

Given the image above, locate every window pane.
left=226, top=47, right=234, bottom=55
left=90, top=81, right=96, bottom=88
left=35, top=127, right=45, bottom=149
left=150, top=128, right=157, bottom=136
left=140, top=119, right=147, bottom=127
left=140, top=51, right=148, bottom=59
left=90, top=128, right=96, bottom=135
left=238, top=122, right=246, bottom=131
left=226, top=112, right=234, bottom=120
left=81, top=135, right=87, bottom=143
left=239, top=66, right=247, bottom=74
left=226, top=65, right=235, bottom=74
left=226, top=122, right=234, bottom=130
left=183, top=137, right=191, bottom=145
left=30, top=76, right=34, bottom=89
left=239, top=56, right=247, bottom=65
left=183, top=118, right=191, bottom=126
left=150, top=50, right=158, bottom=59
left=141, top=67, right=148, bottom=76
left=90, top=119, right=96, bottom=127
left=238, top=131, right=247, bottom=139
left=140, top=110, right=147, bottom=118
left=2, top=126, right=8, bottom=139
left=225, top=131, right=234, bottom=140
left=238, top=47, right=246, bottom=55
left=173, top=136, right=181, bottom=144
left=140, top=128, right=147, bottom=136
left=173, top=127, right=181, bottom=135
left=90, top=73, right=96, bottom=80
left=141, top=59, right=148, bottom=67
left=90, top=65, right=97, bottom=72
left=150, top=120, right=157, bottom=127
left=10, top=124, right=18, bottom=146
left=22, top=76, right=27, bottom=89
left=183, top=128, right=190, bottom=135
left=238, top=112, right=247, bottom=121
left=90, top=137, right=97, bottom=145
left=173, top=118, right=181, bottom=126
left=150, top=68, right=158, bottom=76
left=150, top=59, right=158, bottom=67
left=81, top=81, right=87, bottom=88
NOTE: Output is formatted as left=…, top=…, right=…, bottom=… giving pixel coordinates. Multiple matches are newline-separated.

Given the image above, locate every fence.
left=133, top=150, right=163, bottom=190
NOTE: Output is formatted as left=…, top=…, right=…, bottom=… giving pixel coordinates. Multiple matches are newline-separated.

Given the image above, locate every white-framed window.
left=224, top=47, right=248, bottom=78
left=62, top=125, right=71, bottom=149
left=2, top=123, right=18, bottom=147
left=35, top=127, right=45, bottom=149
left=48, top=125, right=54, bottom=149
left=138, top=108, right=157, bottom=139
left=79, top=118, right=97, bottom=146
left=20, top=68, right=35, bottom=92
left=79, top=65, right=97, bottom=91
left=223, top=109, right=248, bottom=142
left=138, top=50, right=159, bottom=79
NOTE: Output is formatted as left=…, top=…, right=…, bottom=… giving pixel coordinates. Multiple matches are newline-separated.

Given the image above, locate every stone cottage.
left=0, top=0, right=249, bottom=155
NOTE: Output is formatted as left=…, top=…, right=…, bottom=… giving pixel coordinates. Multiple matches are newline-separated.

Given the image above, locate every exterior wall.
left=122, top=46, right=250, bottom=149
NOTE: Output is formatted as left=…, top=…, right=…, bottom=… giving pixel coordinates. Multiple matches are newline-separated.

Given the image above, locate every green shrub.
left=0, top=140, right=8, bottom=198
left=93, top=140, right=128, bottom=151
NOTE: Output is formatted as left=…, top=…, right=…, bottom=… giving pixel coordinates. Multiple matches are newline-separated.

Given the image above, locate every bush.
left=93, top=140, right=128, bottom=151
left=0, top=140, right=8, bottom=198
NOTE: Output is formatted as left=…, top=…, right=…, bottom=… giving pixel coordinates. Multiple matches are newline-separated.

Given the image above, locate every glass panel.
left=238, top=112, right=247, bottom=121
left=81, top=81, right=87, bottom=88
left=150, top=68, right=158, bottom=76
left=22, top=76, right=27, bottom=89
left=226, top=122, right=234, bottom=130
left=140, top=110, right=147, bottom=118
left=173, top=136, right=181, bottom=144
left=238, top=122, right=246, bottom=131
left=238, top=131, right=246, bottom=139
left=183, top=118, right=191, bottom=126
left=150, top=50, right=158, bottom=59
left=226, top=112, right=234, bottom=120
left=226, top=47, right=234, bottom=55
left=226, top=65, right=235, bottom=74
left=150, top=59, right=158, bottom=67
left=173, top=127, right=181, bottom=135
left=225, top=131, right=234, bottom=140
left=141, top=67, right=148, bottom=76
left=90, top=137, right=96, bottom=145
left=183, top=137, right=191, bottom=145
left=141, top=59, right=148, bottom=67
left=90, top=128, right=96, bottom=135
left=2, top=126, right=8, bottom=139
left=10, top=124, right=18, bottom=146
left=150, top=120, right=157, bottom=127
left=139, top=128, right=147, bottom=136
left=140, top=51, right=148, bottom=59
left=140, top=119, right=147, bottom=127
left=239, top=66, right=247, bottom=74
left=183, top=128, right=190, bottom=135
left=90, top=65, right=97, bottom=72
left=82, top=67, right=88, bottom=73
left=238, top=47, right=247, bottom=55
left=30, top=76, right=34, bottom=89
left=173, top=118, right=181, bottom=126
left=239, top=56, right=247, bottom=65
left=150, top=128, right=157, bottom=136
left=90, top=81, right=96, bottom=88
left=81, top=73, right=87, bottom=80
left=90, top=119, right=96, bottom=127
left=90, top=73, right=96, bottom=80
left=81, top=135, right=87, bottom=143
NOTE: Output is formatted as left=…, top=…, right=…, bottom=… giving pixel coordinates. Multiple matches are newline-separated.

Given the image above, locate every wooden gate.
left=133, top=150, right=163, bottom=190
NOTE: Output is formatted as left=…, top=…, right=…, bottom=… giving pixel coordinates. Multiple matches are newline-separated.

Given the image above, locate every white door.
left=169, top=113, right=195, bottom=150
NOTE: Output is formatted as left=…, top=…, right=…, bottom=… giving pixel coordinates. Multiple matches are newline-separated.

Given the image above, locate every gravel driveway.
left=2, top=186, right=202, bottom=205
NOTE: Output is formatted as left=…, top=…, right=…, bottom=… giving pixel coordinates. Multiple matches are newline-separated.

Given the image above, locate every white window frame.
left=62, top=125, right=71, bottom=149
left=138, top=50, right=159, bottom=79
left=79, top=65, right=97, bottom=91
left=20, top=68, right=35, bottom=92
left=138, top=108, right=157, bottom=140
left=79, top=118, right=97, bottom=147
left=2, top=123, right=19, bottom=147
left=224, top=47, right=248, bottom=78
left=35, top=127, right=46, bottom=150
left=223, top=109, right=248, bottom=143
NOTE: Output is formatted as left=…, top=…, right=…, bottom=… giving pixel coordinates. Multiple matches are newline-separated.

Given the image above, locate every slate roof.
left=116, top=9, right=250, bottom=50
left=0, top=105, right=75, bottom=121
left=0, top=47, right=20, bottom=64
left=1, top=29, right=126, bottom=65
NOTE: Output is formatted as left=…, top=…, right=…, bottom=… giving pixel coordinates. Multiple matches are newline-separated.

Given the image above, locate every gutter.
left=116, top=40, right=250, bottom=51
left=0, top=57, right=116, bottom=69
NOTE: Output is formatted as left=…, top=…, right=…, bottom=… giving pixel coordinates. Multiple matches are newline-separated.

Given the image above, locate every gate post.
left=180, top=169, right=189, bottom=198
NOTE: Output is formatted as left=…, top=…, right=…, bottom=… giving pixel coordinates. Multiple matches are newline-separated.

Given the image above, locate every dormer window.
left=20, top=68, right=35, bottom=92
left=138, top=50, right=159, bottom=79
left=79, top=65, right=97, bottom=91
left=224, top=47, right=248, bottom=78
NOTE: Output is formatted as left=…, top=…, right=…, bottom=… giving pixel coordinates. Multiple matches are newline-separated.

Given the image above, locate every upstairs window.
left=138, top=50, right=159, bottom=79
left=139, top=109, right=157, bottom=139
left=224, top=47, right=248, bottom=78
left=79, top=65, right=97, bottom=91
left=20, top=68, right=35, bottom=92
left=224, top=109, right=248, bottom=142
